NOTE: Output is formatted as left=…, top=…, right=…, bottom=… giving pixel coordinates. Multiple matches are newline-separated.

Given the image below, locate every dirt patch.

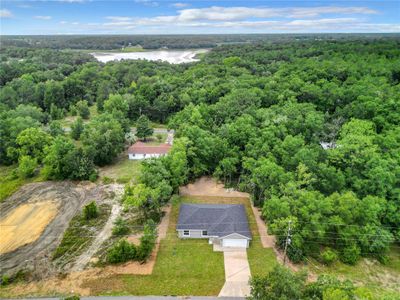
left=0, top=181, right=114, bottom=277
left=0, top=204, right=172, bottom=298
left=180, top=176, right=250, bottom=198
left=0, top=201, right=59, bottom=255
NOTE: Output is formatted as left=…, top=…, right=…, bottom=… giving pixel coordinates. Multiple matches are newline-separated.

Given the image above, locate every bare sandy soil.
left=180, top=176, right=250, bottom=198
left=0, top=181, right=112, bottom=277
left=0, top=201, right=59, bottom=254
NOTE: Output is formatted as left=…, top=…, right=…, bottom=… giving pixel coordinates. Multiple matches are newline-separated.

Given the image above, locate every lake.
left=91, top=49, right=208, bottom=64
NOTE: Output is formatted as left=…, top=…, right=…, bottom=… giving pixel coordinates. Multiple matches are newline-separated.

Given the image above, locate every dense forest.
left=2, top=33, right=398, bottom=50
left=1, top=36, right=399, bottom=267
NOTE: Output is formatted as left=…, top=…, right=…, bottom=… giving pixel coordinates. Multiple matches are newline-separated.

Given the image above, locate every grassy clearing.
left=98, top=154, right=141, bottom=184
left=53, top=203, right=112, bottom=266
left=308, top=247, right=400, bottom=298
left=84, top=196, right=225, bottom=296
left=59, top=105, right=98, bottom=129
left=0, top=165, right=45, bottom=202
left=121, top=47, right=145, bottom=53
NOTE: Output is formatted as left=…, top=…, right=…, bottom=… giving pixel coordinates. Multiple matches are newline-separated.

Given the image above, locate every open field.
left=59, top=105, right=98, bottom=131
left=98, top=152, right=141, bottom=184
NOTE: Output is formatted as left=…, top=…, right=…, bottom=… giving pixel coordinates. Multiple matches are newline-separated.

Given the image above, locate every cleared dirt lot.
left=0, top=181, right=110, bottom=276
left=180, top=176, right=250, bottom=198
left=0, top=201, right=59, bottom=254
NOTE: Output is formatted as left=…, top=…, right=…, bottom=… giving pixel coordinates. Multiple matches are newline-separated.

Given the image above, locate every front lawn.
left=180, top=195, right=278, bottom=277
left=84, top=197, right=225, bottom=296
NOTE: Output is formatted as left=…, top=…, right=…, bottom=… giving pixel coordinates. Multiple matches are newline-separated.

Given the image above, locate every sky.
left=0, top=0, right=399, bottom=35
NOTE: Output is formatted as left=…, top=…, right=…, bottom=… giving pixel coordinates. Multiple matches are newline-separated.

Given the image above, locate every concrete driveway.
left=218, top=250, right=251, bottom=297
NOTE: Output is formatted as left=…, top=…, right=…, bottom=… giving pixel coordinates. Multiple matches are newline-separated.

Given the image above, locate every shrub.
left=76, top=100, right=90, bottom=119
left=89, top=171, right=98, bottom=182
left=107, top=220, right=157, bottom=264
left=83, top=201, right=98, bottom=220
left=102, top=176, right=114, bottom=184
left=107, top=239, right=136, bottom=263
left=156, top=133, right=163, bottom=142
left=321, top=248, right=338, bottom=265
left=1, top=275, right=10, bottom=286
left=17, top=155, right=37, bottom=178
left=340, top=244, right=361, bottom=265
left=137, top=220, right=157, bottom=261
left=112, top=217, right=130, bottom=236
left=63, top=296, right=80, bottom=300
left=116, top=176, right=130, bottom=184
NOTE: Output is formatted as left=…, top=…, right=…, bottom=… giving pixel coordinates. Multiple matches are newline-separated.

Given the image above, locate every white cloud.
left=34, top=15, right=52, bottom=20
left=85, top=5, right=395, bottom=34
left=175, top=6, right=377, bottom=22
left=172, top=2, right=189, bottom=8
left=0, top=9, right=13, bottom=18
left=106, top=16, right=133, bottom=22
left=134, top=0, right=159, bottom=7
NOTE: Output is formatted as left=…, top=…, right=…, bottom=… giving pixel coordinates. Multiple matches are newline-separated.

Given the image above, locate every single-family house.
left=176, top=203, right=252, bottom=248
left=128, top=141, right=171, bottom=160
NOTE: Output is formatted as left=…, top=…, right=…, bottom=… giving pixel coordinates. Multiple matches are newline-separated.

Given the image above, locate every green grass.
left=0, top=165, right=45, bottom=202
left=84, top=197, right=225, bottom=296
left=98, top=155, right=141, bottom=183
left=121, top=46, right=145, bottom=53
left=308, top=247, right=400, bottom=298
left=53, top=203, right=112, bottom=265
left=59, top=105, right=98, bottom=130
left=180, top=195, right=278, bottom=277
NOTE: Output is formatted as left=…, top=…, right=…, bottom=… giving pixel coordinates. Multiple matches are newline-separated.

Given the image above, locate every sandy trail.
left=72, top=204, right=121, bottom=271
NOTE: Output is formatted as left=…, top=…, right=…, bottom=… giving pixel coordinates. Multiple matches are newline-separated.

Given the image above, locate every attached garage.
left=220, top=233, right=250, bottom=248
left=222, top=238, right=248, bottom=248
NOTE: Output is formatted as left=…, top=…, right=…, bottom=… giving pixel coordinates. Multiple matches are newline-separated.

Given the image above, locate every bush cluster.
left=107, top=220, right=157, bottom=264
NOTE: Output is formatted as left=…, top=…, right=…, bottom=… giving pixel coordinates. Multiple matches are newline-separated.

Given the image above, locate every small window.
left=183, top=230, right=190, bottom=236
left=202, top=230, right=208, bottom=236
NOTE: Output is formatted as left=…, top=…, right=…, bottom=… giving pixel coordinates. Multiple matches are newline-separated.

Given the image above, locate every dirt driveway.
left=218, top=250, right=251, bottom=297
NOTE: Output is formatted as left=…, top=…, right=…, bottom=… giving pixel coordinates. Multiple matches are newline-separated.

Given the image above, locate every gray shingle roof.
left=176, top=203, right=252, bottom=239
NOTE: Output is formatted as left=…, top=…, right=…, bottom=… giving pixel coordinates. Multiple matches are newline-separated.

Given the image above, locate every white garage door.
left=222, top=238, right=248, bottom=248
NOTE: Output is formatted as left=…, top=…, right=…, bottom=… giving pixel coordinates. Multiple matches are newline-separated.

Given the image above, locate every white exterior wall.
left=177, top=229, right=209, bottom=239
left=128, top=153, right=164, bottom=160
